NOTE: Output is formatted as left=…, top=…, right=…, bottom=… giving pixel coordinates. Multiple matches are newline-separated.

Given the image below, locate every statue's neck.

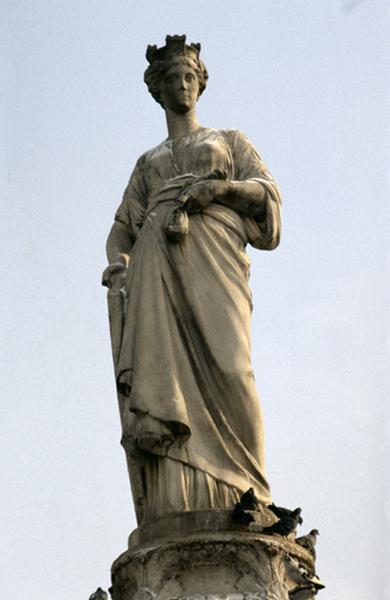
left=165, top=108, right=201, bottom=140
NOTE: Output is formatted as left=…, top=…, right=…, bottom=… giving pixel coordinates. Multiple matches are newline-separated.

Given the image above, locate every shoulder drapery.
left=110, top=129, right=280, bottom=509
left=114, top=153, right=148, bottom=242
left=114, top=129, right=281, bottom=252
left=227, top=129, right=281, bottom=251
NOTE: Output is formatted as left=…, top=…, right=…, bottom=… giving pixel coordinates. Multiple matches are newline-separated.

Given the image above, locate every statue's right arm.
left=106, top=221, right=133, bottom=265
left=102, top=221, right=133, bottom=288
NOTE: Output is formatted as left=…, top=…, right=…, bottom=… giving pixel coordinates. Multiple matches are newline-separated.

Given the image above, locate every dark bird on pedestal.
left=267, top=503, right=303, bottom=522
left=284, top=555, right=325, bottom=591
left=295, top=529, right=319, bottom=560
left=263, top=505, right=302, bottom=536
left=232, top=502, right=255, bottom=526
left=89, top=588, right=108, bottom=600
left=239, top=487, right=260, bottom=511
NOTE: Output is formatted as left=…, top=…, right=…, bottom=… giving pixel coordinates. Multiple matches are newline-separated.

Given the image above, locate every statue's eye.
left=186, top=73, right=195, bottom=82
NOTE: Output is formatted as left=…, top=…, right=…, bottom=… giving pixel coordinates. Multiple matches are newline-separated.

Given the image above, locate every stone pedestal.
left=110, top=510, right=318, bottom=600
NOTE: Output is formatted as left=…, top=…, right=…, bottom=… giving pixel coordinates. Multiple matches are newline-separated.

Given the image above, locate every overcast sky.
left=1, top=1, right=389, bottom=598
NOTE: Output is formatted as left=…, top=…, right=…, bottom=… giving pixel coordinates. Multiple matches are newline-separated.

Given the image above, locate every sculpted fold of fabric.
left=113, top=128, right=281, bottom=519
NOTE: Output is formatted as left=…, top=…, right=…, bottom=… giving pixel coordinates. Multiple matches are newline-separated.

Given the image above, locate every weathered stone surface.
left=100, top=35, right=324, bottom=600
left=110, top=511, right=314, bottom=600
left=289, top=589, right=317, bottom=600
left=127, top=508, right=278, bottom=549
left=103, top=34, right=282, bottom=523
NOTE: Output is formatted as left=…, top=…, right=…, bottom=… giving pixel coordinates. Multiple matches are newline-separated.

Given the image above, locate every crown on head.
left=146, top=35, right=201, bottom=65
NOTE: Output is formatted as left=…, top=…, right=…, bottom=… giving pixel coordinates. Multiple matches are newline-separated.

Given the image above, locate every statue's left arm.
left=183, top=130, right=281, bottom=250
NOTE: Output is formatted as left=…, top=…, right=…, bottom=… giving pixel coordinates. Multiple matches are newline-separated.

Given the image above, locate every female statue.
left=103, top=35, right=281, bottom=526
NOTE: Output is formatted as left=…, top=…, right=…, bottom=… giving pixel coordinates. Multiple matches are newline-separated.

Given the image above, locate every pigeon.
left=232, top=502, right=255, bottom=526
left=263, top=506, right=302, bottom=536
left=239, top=487, right=260, bottom=511
left=268, top=503, right=303, bottom=523
left=284, top=555, right=312, bottom=586
left=284, top=556, right=325, bottom=590
left=89, top=588, right=108, bottom=600
left=295, top=529, right=319, bottom=560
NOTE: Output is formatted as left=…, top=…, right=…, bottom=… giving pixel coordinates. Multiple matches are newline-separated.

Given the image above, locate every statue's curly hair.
left=144, top=56, right=208, bottom=108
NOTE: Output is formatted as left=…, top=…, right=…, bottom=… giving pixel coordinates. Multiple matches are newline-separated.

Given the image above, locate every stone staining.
left=100, top=35, right=324, bottom=600
left=103, top=33, right=280, bottom=524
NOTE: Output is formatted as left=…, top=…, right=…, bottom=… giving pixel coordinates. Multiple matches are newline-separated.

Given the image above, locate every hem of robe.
left=141, top=455, right=244, bottom=520
left=124, top=428, right=272, bottom=505
left=115, top=201, right=275, bottom=508
left=165, top=443, right=272, bottom=505
left=117, top=377, right=271, bottom=504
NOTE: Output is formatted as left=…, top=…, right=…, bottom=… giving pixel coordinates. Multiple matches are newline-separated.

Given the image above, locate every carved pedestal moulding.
left=96, top=34, right=324, bottom=600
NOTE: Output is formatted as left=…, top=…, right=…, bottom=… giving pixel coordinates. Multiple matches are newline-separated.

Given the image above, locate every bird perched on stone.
left=284, top=555, right=325, bottom=591
left=267, top=503, right=303, bottom=522
left=263, top=505, right=302, bottom=536
left=89, top=588, right=108, bottom=600
left=232, top=502, right=255, bottom=526
left=239, top=487, right=260, bottom=511
left=295, top=529, right=319, bottom=560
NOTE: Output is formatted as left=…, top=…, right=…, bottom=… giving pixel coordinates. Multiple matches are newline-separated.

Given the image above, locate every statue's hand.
left=180, top=179, right=230, bottom=214
left=102, top=262, right=127, bottom=289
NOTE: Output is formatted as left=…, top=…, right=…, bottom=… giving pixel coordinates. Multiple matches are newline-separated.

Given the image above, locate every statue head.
left=144, top=35, right=208, bottom=109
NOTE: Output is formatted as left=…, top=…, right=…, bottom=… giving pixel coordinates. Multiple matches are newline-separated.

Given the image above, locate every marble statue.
left=101, top=35, right=326, bottom=600
left=102, top=34, right=281, bottom=526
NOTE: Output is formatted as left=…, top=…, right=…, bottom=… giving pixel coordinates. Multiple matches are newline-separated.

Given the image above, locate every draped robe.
left=113, top=128, right=281, bottom=523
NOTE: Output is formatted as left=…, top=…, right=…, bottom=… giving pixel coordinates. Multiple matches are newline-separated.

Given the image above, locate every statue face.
left=159, top=63, right=199, bottom=114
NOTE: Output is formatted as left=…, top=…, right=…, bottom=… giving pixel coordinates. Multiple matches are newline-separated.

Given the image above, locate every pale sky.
left=1, top=1, right=389, bottom=598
